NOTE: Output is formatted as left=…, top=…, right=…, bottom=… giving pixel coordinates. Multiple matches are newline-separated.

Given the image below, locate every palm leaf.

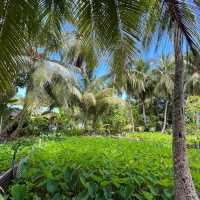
left=0, top=0, right=72, bottom=101
left=143, top=0, right=200, bottom=52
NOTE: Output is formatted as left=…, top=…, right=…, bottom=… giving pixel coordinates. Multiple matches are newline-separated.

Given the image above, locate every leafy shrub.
left=25, top=116, right=49, bottom=135
left=64, top=128, right=84, bottom=136
left=185, top=96, right=200, bottom=135
left=15, top=162, right=173, bottom=200
left=55, top=108, right=75, bottom=131
left=11, top=184, right=27, bottom=200
left=131, top=104, right=143, bottom=128
left=102, top=106, right=129, bottom=134
left=186, top=123, right=200, bottom=135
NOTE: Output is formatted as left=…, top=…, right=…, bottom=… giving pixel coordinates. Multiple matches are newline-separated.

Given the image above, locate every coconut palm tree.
left=0, top=0, right=149, bottom=100
left=184, top=52, right=200, bottom=96
left=154, top=55, right=174, bottom=133
left=0, top=31, right=84, bottom=138
left=27, top=31, right=124, bottom=133
left=78, top=75, right=124, bottom=133
left=0, top=0, right=72, bottom=100
left=0, top=58, right=81, bottom=139
left=31, top=61, right=124, bottom=134
left=144, top=1, right=200, bottom=199
left=126, top=59, right=154, bottom=130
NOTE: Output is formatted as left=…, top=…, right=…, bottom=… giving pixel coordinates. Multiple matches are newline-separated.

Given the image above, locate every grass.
left=1, top=133, right=200, bottom=199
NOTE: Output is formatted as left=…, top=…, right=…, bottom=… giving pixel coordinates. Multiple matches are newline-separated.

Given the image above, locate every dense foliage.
left=0, top=134, right=200, bottom=199
left=1, top=0, right=200, bottom=198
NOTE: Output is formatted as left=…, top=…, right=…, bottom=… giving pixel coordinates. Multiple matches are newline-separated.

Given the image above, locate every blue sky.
left=16, top=23, right=174, bottom=98
left=61, top=23, right=174, bottom=71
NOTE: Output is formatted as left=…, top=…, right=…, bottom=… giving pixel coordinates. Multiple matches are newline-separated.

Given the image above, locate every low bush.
left=102, top=106, right=130, bottom=134
left=25, top=116, right=49, bottom=135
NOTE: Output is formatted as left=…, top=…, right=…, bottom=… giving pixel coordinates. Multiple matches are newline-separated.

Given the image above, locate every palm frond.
left=82, top=92, right=96, bottom=107
left=154, top=55, right=174, bottom=98
left=143, top=0, right=200, bottom=52
left=0, top=0, right=36, bottom=100
left=0, top=0, right=72, bottom=101
left=72, top=0, right=149, bottom=86
left=95, top=88, right=115, bottom=100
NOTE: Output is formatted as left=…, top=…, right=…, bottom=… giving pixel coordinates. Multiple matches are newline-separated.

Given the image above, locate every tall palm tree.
left=144, top=1, right=200, bottom=199
left=184, top=52, right=200, bottom=96
left=126, top=59, right=154, bottom=130
left=29, top=31, right=124, bottom=133
left=154, top=55, right=174, bottom=133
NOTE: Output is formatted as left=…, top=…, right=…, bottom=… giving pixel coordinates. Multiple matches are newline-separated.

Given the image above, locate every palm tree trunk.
left=0, top=116, right=3, bottom=134
left=161, top=100, right=168, bottom=133
left=0, top=112, right=22, bottom=140
left=83, top=116, right=88, bottom=132
left=128, top=97, right=134, bottom=132
left=92, top=116, right=97, bottom=135
left=173, top=28, right=198, bottom=200
left=142, top=102, right=147, bottom=130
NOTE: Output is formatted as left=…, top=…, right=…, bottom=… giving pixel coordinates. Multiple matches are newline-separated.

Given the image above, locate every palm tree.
left=144, top=1, right=200, bottom=199
left=0, top=0, right=72, bottom=100
left=0, top=58, right=81, bottom=139
left=126, top=59, right=154, bottom=130
left=78, top=76, right=124, bottom=133
left=31, top=61, right=124, bottom=134
left=184, top=52, right=200, bottom=96
left=0, top=31, right=83, bottom=138
left=28, top=31, right=124, bottom=133
left=154, top=55, right=174, bottom=133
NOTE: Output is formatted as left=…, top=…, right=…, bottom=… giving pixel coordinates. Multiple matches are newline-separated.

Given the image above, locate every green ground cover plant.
left=0, top=134, right=200, bottom=199
left=128, top=132, right=200, bottom=146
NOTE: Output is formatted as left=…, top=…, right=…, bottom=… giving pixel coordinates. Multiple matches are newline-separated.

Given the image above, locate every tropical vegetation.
left=1, top=0, right=200, bottom=199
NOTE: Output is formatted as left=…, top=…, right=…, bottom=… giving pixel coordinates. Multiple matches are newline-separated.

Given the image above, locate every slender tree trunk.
left=83, top=116, right=88, bottom=132
left=0, top=116, right=3, bottom=134
left=0, top=86, right=30, bottom=140
left=92, top=116, right=97, bottom=135
left=11, top=109, right=27, bottom=138
left=0, top=112, right=22, bottom=140
left=128, top=97, right=134, bottom=132
left=173, top=29, right=198, bottom=200
left=162, top=100, right=168, bottom=133
left=142, top=102, right=147, bottom=130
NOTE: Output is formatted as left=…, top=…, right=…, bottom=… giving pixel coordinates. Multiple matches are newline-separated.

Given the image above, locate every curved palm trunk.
left=161, top=100, right=168, bottom=133
left=0, top=112, right=22, bottom=140
left=173, top=29, right=198, bottom=200
left=0, top=85, right=30, bottom=140
left=142, top=102, right=147, bottom=130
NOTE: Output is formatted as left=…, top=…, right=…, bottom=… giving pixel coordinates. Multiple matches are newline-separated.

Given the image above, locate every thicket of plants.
left=0, top=136, right=199, bottom=200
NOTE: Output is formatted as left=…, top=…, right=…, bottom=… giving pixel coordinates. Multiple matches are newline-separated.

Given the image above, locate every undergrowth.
left=0, top=134, right=200, bottom=199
